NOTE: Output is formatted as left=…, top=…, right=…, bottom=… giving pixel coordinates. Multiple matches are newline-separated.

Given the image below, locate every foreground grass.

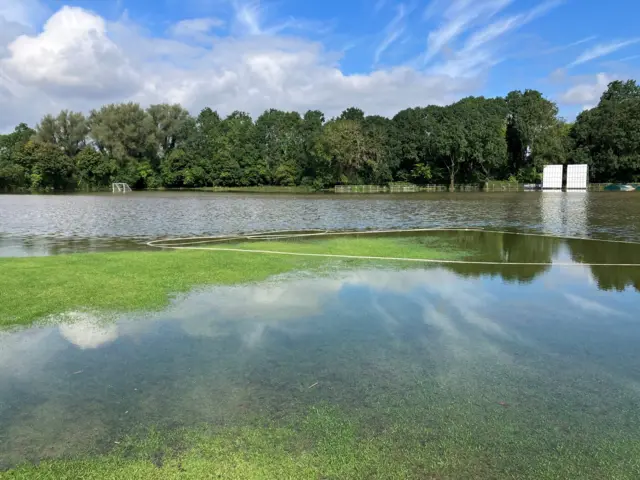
left=4, top=403, right=639, bottom=480
left=0, top=236, right=468, bottom=329
left=0, top=250, right=318, bottom=328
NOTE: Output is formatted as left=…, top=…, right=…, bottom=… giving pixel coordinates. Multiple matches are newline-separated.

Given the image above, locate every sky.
left=0, top=0, right=638, bottom=131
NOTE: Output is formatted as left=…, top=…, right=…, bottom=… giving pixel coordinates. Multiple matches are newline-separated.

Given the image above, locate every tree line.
left=1, top=80, right=639, bottom=192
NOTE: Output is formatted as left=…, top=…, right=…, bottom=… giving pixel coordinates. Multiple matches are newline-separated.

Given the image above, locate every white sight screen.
left=566, top=164, right=588, bottom=189
left=542, top=165, right=563, bottom=189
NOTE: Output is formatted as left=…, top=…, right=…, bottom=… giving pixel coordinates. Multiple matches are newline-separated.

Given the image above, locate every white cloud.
left=374, top=0, right=387, bottom=13
left=57, top=312, right=120, bottom=349
left=168, top=17, right=224, bottom=39
left=423, top=0, right=512, bottom=64
left=564, top=293, right=624, bottom=316
left=568, top=38, right=640, bottom=68
left=540, top=35, right=597, bottom=56
left=616, top=55, right=640, bottom=63
left=374, top=3, right=408, bottom=64
left=0, top=0, right=48, bottom=27
left=425, top=0, right=561, bottom=78
left=0, top=3, right=482, bottom=131
left=1, top=6, right=140, bottom=99
left=234, top=0, right=263, bottom=35
left=558, top=73, right=618, bottom=106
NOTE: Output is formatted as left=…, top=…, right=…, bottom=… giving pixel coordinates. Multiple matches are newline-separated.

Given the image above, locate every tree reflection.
left=434, top=230, right=640, bottom=292
left=567, top=239, right=640, bottom=292
left=421, top=230, right=560, bottom=284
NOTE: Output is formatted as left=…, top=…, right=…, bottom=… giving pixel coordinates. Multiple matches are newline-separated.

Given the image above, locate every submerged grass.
left=3, top=235, right=640, bottom=479
left=0, top=235, right=469, bottom=329
left=222, top=235, right=469, bottom=260
left=4, top=402, right=639, bottom=479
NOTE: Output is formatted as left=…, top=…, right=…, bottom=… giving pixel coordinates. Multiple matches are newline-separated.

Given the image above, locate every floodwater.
left=1, top=230, right=640, bottom=475
left=2, top=193, right=640, bottom=476
left=1, top=191, right=640, bottom=256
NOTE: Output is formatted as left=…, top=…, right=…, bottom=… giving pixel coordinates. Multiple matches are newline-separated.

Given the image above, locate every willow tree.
left=35, top=110, right=89, bottom=157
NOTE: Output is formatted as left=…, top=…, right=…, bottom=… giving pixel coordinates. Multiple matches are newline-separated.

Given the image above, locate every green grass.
left=4, top=403, right=639, bottom=479
left=3, top=233, right=640, bottom=479
left=0, top=250, right=317, bottom=329
left=0, top=235, right=468, bottom=329
left=222, top=235, right=468, bottom=260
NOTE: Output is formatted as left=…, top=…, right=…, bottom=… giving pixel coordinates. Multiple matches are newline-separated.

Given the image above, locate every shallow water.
left=1, top=233, right=640, bottom=474
left=1, top=191, right=640, bottom=256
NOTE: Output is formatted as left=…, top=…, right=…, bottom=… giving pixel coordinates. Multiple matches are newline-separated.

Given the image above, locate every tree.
left=89, top=103, right=156, bottom=166
left=35, top=110, right=88, bottom=157
left=147, top=104, right=193, bottom=157
left=2, top=79, right=640, bottom=191
left=455, top=97, right=508, bottom=182
left=506, top=90, right=560, bottom=181
left=429, top=105, right=467, bottom=191
left=314, top=119, right=367, bottom=184
left=89, top=103, right=158, bottom=187
left=299, top=110, right=326, bottom=187
left=75, top=147, right=115, bottom=189
left=254, top=109, right=304, bottom=185
left=0, top=124, right=35, bottom=190
left=208, top=111, right=259, bottom=186
left=338, top=107, right=365, bottom=123
left=571, top=80, right=640, bottom=182
left=14, top=140, right=75, bottom=190
left=391, top=107, right=435, bottom=182
left=362, top=115, right=395, bottom=184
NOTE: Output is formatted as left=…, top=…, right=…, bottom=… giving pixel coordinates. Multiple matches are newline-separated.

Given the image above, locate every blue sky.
left=0, top=0, right=638, bottom=130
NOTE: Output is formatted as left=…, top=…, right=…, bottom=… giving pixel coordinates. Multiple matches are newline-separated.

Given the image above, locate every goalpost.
left=112, top=183, right=132, bottom=193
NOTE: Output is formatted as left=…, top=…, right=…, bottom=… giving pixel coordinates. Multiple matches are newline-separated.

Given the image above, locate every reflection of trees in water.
left=432, top=231, right=560, bottom=284
left=0, top=235, right=144, bottom=256
left=436, top=231, right=640, bottom=291
left=568, top=239, right=640, bottom=292
left=446, top=263, right=550, bottom=284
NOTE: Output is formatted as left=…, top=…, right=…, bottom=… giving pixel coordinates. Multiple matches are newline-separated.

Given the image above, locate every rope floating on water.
left=146, top=228, right=640, bottom=268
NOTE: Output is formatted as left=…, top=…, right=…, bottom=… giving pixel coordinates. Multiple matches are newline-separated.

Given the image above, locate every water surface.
left=1, top=232, right=640, bottom=477
left=2, top=191, right=640, bottom=256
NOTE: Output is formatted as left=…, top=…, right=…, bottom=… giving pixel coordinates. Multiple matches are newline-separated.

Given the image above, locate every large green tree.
left=147, top=104, right=193, bottom=157
left=88, top=103, right=158, bottom=187
left=506, top=89, right=560, bottom=181
left=34, top=111, right=89, bottom=157
left=2, top=80, right=640, bottom=191
left=254, top=110, right=304, bottom=185
left=0, top=124, right=35, bottom=190
left=571, top=80, right=640, bottom=182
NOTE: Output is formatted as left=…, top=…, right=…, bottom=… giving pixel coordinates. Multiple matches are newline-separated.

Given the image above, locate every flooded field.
left=1, top=191, right=640, bottom=256
left=1, top=193, right=640, bottom=478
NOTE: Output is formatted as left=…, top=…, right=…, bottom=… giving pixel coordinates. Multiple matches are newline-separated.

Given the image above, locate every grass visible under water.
left=2, top=234, right=640, bottom=479
left=223, top=235, right=467, bottom=260
left=4, top=400, right=639, bottom=480
left=0, top=235, right=468, bottom=328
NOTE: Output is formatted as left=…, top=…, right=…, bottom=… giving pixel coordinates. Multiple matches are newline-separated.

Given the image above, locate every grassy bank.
left=0, top=235, right=468, bottom=329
